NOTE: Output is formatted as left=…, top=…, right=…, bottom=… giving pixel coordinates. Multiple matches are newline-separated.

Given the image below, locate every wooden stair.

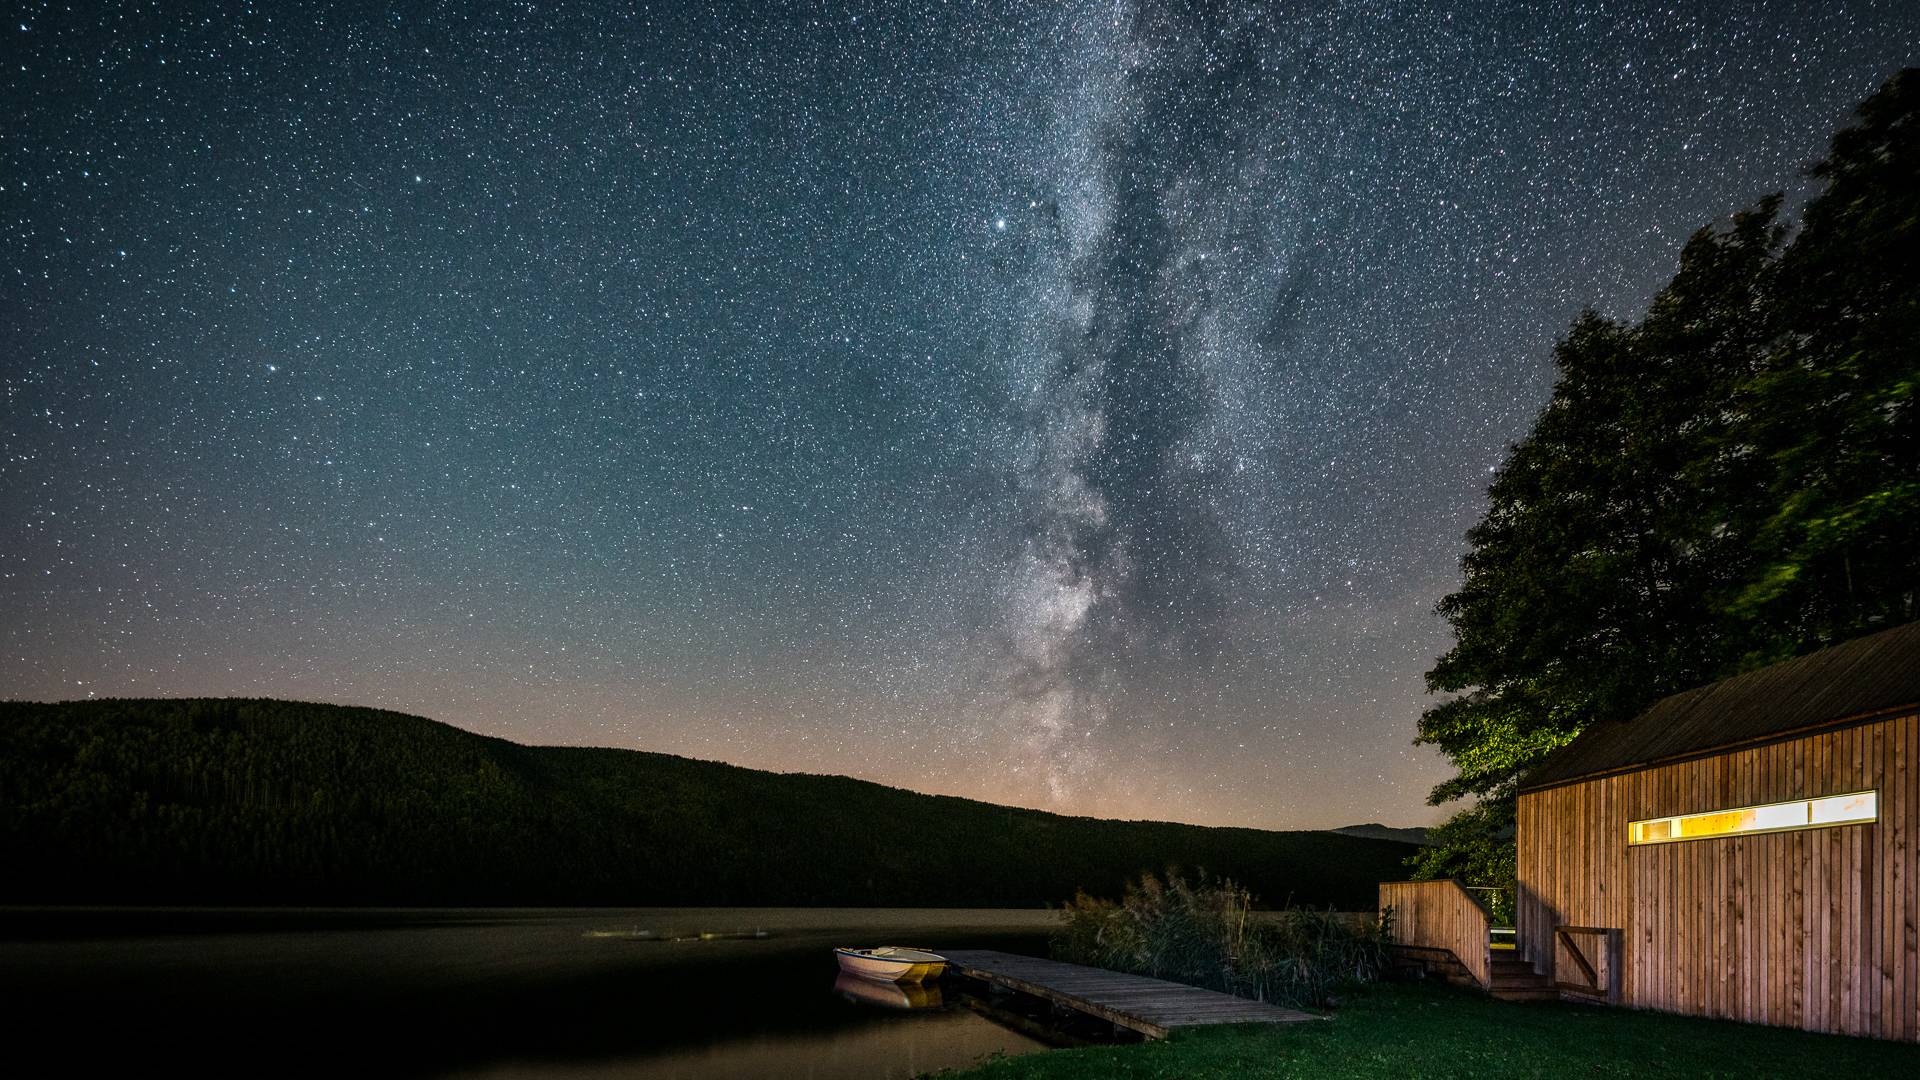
left=1391, top=945, right=1557, bottom=1001
left=1389, top=944, right=1478, bottom=987
left=1488, top=953, right=1556, bottom=1001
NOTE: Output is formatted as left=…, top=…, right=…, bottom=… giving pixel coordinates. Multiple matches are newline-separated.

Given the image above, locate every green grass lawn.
left=938, top=981, right=1920, bottom=1079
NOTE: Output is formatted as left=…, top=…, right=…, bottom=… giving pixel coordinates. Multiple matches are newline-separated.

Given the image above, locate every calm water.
left=1, top=907, right=1075, bottom=1078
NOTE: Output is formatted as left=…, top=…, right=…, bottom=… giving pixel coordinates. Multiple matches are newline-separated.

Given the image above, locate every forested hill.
left=0, top=698, right=1413, bottom=908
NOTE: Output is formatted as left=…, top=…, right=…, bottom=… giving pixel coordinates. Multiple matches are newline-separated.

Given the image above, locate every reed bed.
left=1051, top=871, right=1392, bottom=1009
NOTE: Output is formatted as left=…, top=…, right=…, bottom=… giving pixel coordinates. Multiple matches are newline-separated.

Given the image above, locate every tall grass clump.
left=1051, top=871, right=1392, bottom=1009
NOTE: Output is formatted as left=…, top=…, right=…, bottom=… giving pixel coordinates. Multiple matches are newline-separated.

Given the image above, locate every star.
left=2, top=0, right=1909, bottom=831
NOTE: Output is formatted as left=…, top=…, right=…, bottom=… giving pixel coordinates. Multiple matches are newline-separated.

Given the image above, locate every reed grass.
left=1050, top=871, right=1391, bottom=1009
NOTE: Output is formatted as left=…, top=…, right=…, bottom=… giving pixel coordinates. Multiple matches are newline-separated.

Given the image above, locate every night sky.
left=5, top=2, right=1915, bottom=830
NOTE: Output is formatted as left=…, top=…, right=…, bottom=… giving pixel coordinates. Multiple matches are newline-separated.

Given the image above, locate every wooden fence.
left=1379, top=879, right=1492, bottom=988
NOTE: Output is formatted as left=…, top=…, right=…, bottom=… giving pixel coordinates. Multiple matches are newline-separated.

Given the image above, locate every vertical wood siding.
left=1517, top=711, right=1919, bottom=1040
left=1379, top=879, right=1491, bottom=987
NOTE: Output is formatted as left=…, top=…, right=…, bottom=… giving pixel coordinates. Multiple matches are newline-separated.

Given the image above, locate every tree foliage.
left=1416, top=69, right=1920, bottom=882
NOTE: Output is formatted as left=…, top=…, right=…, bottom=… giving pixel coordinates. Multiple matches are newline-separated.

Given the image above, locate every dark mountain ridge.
left=1332, top=823, right=1431, bottom=846
left=0, top=698, right=1413, bottom=908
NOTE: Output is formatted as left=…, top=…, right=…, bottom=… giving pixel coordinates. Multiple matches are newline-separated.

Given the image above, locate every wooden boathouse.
left=1387, top=620, right=1920, bottom=1039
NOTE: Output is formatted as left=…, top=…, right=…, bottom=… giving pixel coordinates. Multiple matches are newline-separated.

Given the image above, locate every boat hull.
left=834, top=949, right=948, bottom=984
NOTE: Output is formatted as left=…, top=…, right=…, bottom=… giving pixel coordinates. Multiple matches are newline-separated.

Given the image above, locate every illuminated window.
left=1628, top=791, right=1877, bottom=845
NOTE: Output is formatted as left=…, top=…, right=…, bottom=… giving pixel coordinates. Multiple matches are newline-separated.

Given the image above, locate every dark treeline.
left=0, top=698, right=1411, bottom=909
left=1416, top=69, right=1919, bottom=883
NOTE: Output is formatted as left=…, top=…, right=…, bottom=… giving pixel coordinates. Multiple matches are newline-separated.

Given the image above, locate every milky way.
left=989, top=4, right=1302, bottom=799
left=4, top=1, right=1915, bottom=828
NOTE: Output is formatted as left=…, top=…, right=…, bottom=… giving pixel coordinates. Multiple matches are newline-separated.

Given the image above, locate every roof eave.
left=1517, top=699, right=1920, bottom=796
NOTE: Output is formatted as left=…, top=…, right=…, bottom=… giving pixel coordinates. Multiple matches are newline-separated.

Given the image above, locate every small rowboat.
left=834, top=970, right=944, bottom=1009
left=833, top=946, right=948, bottom=983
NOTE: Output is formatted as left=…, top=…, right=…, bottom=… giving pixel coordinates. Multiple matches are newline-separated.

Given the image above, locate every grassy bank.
left=938, top=982, right=1920, bottom=1079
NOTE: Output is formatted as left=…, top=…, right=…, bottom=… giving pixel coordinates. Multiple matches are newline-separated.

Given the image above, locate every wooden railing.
left=1553, top=926, right=1621, bottom=1003
left=1378, top=879, right=1492, bottom=988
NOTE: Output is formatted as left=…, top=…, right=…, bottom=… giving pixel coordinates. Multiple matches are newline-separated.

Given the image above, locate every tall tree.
left=1414, top=70, right=1920, bottom=884
left=1731, top=69, right=1920, bottom=659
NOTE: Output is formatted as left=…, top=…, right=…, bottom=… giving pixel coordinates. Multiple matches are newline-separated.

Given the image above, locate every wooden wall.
left=1380, top=879, right=1491, bottom=987
left=1517, top=711, right=1919, bottom=1040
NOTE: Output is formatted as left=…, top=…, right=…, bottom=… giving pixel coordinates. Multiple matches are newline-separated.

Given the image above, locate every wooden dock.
left=941, top=949, right=1318, bottom=1039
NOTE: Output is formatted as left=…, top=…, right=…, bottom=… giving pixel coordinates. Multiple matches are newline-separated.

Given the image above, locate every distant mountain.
left=1332, top=822, right=1431, bottom=846
left=0, top=698, right=1418, bottom=909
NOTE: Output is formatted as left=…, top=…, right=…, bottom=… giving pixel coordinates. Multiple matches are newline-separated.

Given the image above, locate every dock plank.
left=941, top=949, right=1318, bottom=1039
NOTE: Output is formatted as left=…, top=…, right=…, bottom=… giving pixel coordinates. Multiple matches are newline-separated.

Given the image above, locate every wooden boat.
left=832, top=946, right=948, bottom=983
left=833, top=970, right=943, bottom=1009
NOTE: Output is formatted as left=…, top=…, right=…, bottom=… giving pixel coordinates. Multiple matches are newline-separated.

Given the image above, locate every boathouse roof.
left=1519, top=620, right=1920, bottom=792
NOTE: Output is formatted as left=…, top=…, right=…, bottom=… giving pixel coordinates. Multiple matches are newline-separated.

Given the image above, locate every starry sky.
left=4, top=2, right=1916, bottom=830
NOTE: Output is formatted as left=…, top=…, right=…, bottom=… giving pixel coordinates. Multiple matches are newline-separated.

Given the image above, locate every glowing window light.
left=1628, top=791, right=1877, bottom=846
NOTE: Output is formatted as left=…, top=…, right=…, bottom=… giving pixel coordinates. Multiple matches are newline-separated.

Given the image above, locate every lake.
left=1, top=907, right=1089, bottom=1077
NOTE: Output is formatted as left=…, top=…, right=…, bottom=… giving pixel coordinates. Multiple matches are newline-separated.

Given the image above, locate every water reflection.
left=833, top=970, right=944, bottom=1010
left=459, top=1004, right=1042, bottom=1080
left=3, top=907, right=1059, bottom=1078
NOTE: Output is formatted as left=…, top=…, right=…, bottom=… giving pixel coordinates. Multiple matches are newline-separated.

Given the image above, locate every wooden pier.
left=941, top=949, right=1318, bottom=1039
